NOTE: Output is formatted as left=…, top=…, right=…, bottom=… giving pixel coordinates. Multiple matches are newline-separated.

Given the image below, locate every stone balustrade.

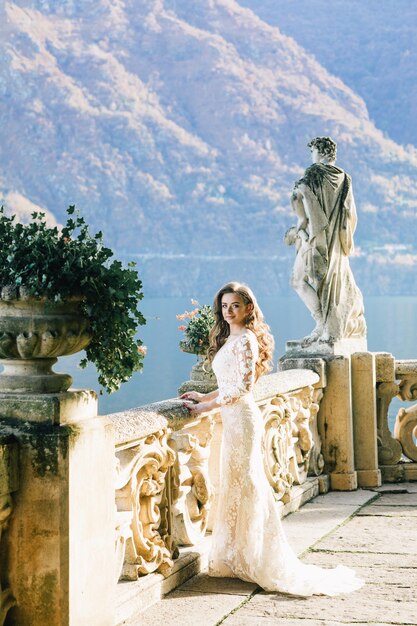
left=2, top=350, right=416, bottom=625
left=108, top=368, right=325, bottom=584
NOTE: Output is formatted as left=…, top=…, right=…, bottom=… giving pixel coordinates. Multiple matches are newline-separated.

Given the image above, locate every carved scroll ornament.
left=261, top=396, right=294, bottom=502
left=376, top=369, right=417, bottom=465
left=115, top=429, right=175, bottom=581
left=261, top=385, right=321, bottom=503
left=394, top=405, right=417, bottom=462
left=394, top=374, right=417, bottom=463
left=170, top=416, right=214, bottom=546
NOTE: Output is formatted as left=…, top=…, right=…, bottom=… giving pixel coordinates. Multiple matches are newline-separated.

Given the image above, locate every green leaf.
left=0, top=204, right=146, bottom=393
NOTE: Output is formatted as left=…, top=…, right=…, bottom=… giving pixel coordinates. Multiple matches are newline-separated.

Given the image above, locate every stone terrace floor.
left=124, top=483, right=417, bottom=626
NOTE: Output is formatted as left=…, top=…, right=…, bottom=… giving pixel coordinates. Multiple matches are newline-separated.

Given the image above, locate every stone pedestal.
left=285, top=337, right=367, bottom=359
left=178, top=356, right=217, bottom=395
left=281, top=337, right=364, bottom=492
left=351, top=353, right=381, bottom=488
left=0, top=391, right=115, bottom=626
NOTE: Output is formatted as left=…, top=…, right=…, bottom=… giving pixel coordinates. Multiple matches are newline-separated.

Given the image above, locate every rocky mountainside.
left=241, top=0, right=417, bottom=149
left=1, top=0, right=416, bottom=295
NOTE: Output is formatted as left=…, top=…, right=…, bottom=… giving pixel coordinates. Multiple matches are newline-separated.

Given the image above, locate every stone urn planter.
left=0, top=295, right=91, bottom=394
left=178, top=342, right=217, bottom=395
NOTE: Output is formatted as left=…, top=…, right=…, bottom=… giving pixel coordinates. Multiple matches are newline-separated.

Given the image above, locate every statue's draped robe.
left=296, top=163, right=366, bottom=340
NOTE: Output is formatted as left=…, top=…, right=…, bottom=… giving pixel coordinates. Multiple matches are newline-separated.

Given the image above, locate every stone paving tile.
left=302, top=549, right=417, bottom=570
left=229, top=586, right=417, bottom=625
left=374, top=482, right=417, bottom=494
left=313, top=515, right=417, bottom=554
left=223, top=617, right=403, bottom=626
left=299, top=490, right=376, bottom=506
left=301, top=559, right=417, bottom=587
left=282, top=504, right=372, bottom=555
left=126, top=487, right=417, bottom=626
left=178, top=573, right=257, bottom=596
left=357, top=504, right=417, bottom=516
left=371, top=492, right=417, bottom=506
left=280, top=491, right=378, bottom=557
left=125, top=590, right=249, bottom=626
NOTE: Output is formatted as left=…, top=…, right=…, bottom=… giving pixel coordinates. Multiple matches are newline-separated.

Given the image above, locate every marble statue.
left=285, top=137, right=366, bottom=344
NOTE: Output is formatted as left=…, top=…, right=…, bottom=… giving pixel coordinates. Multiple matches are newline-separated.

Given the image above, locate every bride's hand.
left=179, top=391, right=205, bottom=403
left=182, top=400, right=210, bottom=416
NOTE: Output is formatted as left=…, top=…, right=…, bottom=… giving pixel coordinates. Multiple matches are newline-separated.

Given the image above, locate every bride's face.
left=221, top=292, right=251, bottom=328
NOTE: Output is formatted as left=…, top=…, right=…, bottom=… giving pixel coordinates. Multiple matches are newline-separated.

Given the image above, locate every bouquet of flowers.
left=177, top=299, right=215, bottom=356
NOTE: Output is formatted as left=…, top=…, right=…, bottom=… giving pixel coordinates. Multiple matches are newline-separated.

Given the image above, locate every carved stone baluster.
left=394, top=404, right=417, bottom=462
left=170, top=416, right=214, bottom=546
left=261, top=396, right=294, bottom=503
left=398, top=375, right=417, bottom=403
left=394, top=375, right=417, bottom=462
left=115, top=428, right=175, bottom=581
left=288, top=386, right=316, bottom=485
left=376, top=382, right=402, bottom=465
left=308, top=388, right=325, bottom=476
left=262, top=386, right=320, bottom=499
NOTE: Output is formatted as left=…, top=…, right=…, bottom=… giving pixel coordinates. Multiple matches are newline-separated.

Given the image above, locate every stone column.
left=0, top=390, right=115, bottom=626
left=316, top=356, right=357, bottom=491
left=351, top=352, right=381, bottom=487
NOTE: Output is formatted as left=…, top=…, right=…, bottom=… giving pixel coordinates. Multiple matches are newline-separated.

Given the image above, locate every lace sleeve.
left=218, top=334, right=256, bottom=406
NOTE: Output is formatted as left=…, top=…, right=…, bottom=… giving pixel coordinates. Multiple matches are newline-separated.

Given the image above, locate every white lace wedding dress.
left=208, top=329, right=363, bottom=596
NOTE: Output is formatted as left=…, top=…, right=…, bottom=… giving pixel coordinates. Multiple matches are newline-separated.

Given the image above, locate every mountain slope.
left=240, top=0, right=417, bottom=149
left=0, top=0, right=416, bottom=294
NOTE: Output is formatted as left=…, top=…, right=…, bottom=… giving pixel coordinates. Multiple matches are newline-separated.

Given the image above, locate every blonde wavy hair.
left=207, top=282, right=274, bottom=381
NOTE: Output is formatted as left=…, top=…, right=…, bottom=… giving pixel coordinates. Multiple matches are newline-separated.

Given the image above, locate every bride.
left=181, top=281, right=363, bottom=596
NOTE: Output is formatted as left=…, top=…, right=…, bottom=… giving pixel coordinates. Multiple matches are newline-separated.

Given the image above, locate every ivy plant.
left=0, top=205, right=146, bottom=393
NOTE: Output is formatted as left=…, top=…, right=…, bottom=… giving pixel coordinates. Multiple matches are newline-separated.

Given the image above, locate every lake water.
left=58, top=296, right=417, bottom=427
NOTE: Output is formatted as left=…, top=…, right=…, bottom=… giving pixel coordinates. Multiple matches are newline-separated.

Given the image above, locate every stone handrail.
left=108, top=368, right=324, bottom=583
left=0, top=435, right=18, bottom=626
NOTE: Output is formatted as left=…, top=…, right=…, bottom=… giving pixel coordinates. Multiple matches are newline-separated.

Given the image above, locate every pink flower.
left=137, top=345, right=147, bottom=355
left=191, top=298, right=198, bottom=305
left=178, top=325, right=187, bottom=331
left=177, top=307, right=199, bottom=321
